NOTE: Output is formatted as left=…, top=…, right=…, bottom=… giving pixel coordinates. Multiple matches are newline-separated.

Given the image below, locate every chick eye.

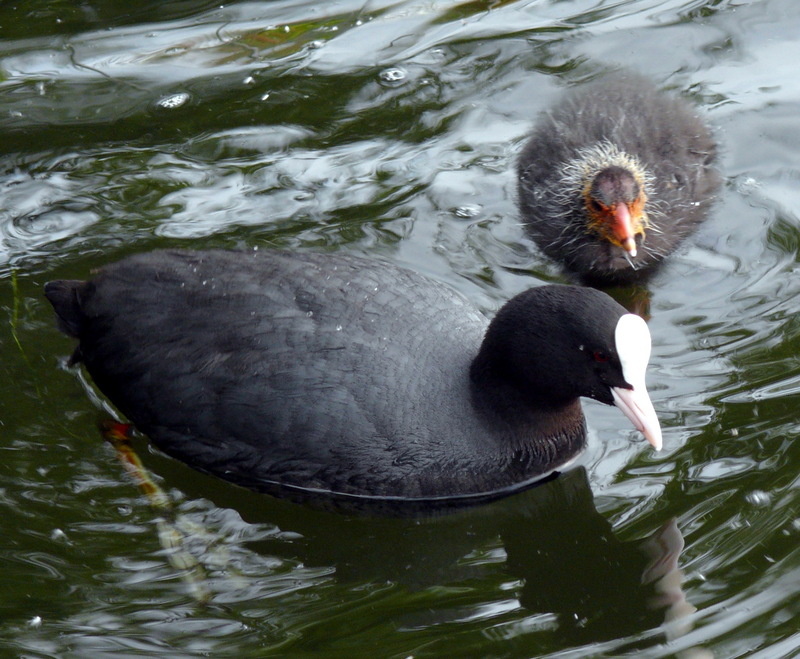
left=588, top=199, right=603, bottom=212
left=593, top=350, right=609, bottom=362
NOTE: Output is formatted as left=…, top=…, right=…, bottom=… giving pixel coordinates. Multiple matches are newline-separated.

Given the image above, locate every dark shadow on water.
left=596, top=282, right=652, bottom=319
left=135, top=440, right=691, bottom=650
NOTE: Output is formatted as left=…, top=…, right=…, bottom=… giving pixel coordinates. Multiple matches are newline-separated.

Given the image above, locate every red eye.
left=593, top=350, right=608, bottom=362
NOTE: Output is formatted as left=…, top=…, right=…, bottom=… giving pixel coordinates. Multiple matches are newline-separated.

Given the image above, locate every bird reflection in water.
left=102, top=426, right=708, bottom=655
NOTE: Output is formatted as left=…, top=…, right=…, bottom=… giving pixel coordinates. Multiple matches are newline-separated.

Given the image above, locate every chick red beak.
left=613, top=204, right=638, bottom=257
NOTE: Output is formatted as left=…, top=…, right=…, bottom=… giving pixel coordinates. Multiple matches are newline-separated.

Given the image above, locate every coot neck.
left=469, top=312, right=581, bottom=412
left=468, top=358, right=586, bottom=456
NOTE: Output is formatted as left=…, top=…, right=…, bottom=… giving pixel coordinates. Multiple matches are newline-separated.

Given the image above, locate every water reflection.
left=141, top=448, right=699, bottom=651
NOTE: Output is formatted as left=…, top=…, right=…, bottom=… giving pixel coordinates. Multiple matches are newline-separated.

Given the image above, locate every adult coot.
left=517, top=73, right=720, bottom=286
left=45, top=249, right=661, bottom=506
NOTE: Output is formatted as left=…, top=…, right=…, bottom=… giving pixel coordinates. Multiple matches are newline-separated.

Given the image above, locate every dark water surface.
left=2, top=0, right=799, bottom=656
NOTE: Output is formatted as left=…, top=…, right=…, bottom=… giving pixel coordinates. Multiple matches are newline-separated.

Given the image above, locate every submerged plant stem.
left=10, top=270, right=42, bottom=397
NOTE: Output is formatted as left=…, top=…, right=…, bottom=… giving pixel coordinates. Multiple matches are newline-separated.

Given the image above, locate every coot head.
left=471, top=284, right=660, bottom=450
left=45, top=249, right=661, bottom=507
left=518, top=73, right=720, bottom=286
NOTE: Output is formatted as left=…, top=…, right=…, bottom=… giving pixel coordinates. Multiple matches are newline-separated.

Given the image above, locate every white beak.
left=612, top=386, right=662, bottom=450
left=613, top=314, right=663, bottom=451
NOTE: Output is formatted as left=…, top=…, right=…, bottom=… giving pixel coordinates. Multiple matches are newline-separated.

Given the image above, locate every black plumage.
left=46, top=249, right=656, bottom=506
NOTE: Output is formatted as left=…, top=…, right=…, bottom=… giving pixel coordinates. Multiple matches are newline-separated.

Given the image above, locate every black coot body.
left=518, top=73, right=720, bottom=286
left=45, top=249, right=660, bottom=506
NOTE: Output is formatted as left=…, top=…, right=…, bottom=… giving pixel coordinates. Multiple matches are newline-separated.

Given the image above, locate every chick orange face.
left=583, top=166, right=648, bottom=256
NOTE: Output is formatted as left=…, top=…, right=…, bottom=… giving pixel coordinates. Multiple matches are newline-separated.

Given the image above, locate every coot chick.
left=518, top=73, right=720, bottom=286
left=45, top=249, right=661, bottom=506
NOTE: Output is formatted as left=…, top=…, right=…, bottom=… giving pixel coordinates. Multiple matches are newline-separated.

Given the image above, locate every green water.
left=1, top=0, right=799, bottom=656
